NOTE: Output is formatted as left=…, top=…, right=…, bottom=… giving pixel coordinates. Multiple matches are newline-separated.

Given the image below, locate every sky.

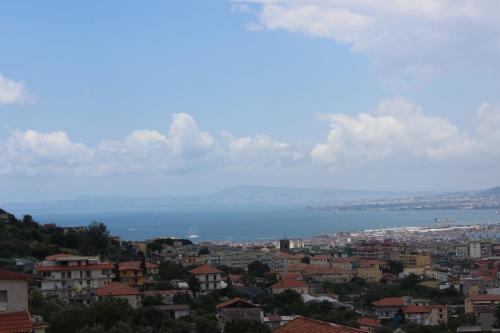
left=1, top=0, right=500, bottom=202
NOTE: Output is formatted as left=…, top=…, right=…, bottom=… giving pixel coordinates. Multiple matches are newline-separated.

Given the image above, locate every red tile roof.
left=0, top=269, right=29, bottom=281
left=96, top=282, right=139, bottom=296
left=189, top=264, right=222, bottom=275
left=45, top=253, right=71, bottom=261
left=36, top=262, right=114, bottom=272
left=469, top=294, right=500, bottom=302
left=372, top=297, right=406, bottom=307
left=403, top=305, right=430, bottom=314
left=0, top=311, right=33, bottom=333
left=271, top=278, right=308, bottom=290
left=118, top=261, right=158, bottom=271
left=274, top=317, right=366, bottom=333
left=332, top=257, right=359, bottom=263
left=216, top=297, right=259, bottom=309
left=357, top=317, right=380, bottom=327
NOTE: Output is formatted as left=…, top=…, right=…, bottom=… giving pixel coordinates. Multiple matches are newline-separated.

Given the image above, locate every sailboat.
left=188, top=225, right=199, bottom=239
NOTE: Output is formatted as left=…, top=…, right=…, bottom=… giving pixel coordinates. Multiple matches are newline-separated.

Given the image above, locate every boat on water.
left=434, top=217, right=456, bottom=224
left=188, top=225, right=199, bottom=239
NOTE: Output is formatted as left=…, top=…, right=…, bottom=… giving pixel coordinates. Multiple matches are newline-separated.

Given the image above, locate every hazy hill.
left=1, top=185, right=430, bottom=214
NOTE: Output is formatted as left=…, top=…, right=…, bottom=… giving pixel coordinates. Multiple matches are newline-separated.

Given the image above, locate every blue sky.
left=1, top=0, right=500, bottom=201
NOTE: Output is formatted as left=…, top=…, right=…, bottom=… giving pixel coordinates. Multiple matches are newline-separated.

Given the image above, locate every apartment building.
left=204, top=249, right=288, bottom=274
left=36, top=254, right=115, bottom=303
left=118, top=261, right=158, bottom=286
left=189, top=264, right=223, bottom=292
left=0, top=269, right=47, bottom=333
left=356, top=260, right=383, bottom=283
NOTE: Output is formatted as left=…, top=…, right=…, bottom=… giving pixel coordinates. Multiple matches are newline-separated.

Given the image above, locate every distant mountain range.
left=2, top=185, right=499, bottom=214
left=1, top=185, right=435, bottom=214
left=309, top=186, right=500, bottom=211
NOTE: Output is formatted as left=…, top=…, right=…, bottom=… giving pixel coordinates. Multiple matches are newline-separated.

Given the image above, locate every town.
left=2, top=209, right=500, bottom=332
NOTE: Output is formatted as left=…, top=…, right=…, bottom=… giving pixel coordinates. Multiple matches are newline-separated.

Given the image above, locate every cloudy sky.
left=1, top=0, right=500, bottom=201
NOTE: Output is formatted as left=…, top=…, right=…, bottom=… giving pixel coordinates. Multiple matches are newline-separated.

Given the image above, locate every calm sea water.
left=29, top=206, right=500, bottom=242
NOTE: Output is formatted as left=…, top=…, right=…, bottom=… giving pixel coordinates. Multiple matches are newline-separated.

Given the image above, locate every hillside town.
left=3, top=209, right=500, bottom=332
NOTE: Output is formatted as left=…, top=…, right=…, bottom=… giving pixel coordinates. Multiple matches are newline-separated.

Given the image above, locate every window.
left=86, top=271, right=91, bottom=278
left=0, top=290, right=7, bottom=303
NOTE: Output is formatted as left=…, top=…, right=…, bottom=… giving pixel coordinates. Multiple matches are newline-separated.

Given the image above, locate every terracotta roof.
left=0, top=311, right=33, bottom=333
left=46, top=253, right=71, bottom=261
left=96, top=282, right=139, bottom=296
left=216, top=297, right=259, bottom=309
left=372, top=297, right=406, bottom=307
left=118, top=261, right=158, bottom=271
left=357, top=317, right=380, bottom=327
left=275, top=252, right=306, bottom=259
left=189, top=264, right=222, bottom=275
left=0, top=269, right=29, bottom=281
left=271, top=278, right=308, bottom=289
left=469, top=294, right=500, bottom=301
left=274, top=317, right=366, bottom=333
left=36, top=262, right=114, bottom=272
left=332, top=257, right=359, bottom=263
left=228, top=274, right=242, bottom=281
left=281, top=273, right=302, bottom=280
left=403, top=305, right=430, bottom=314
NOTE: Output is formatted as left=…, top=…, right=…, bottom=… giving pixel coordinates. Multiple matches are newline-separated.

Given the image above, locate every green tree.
left=247, top=261, right=270, bottom=277
left=188, top=275, right=200, bottom=295
left=224, top=319, right=271, bottom=333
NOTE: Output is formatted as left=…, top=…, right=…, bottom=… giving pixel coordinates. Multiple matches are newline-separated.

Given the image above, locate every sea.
left=25, top=205, right=500, bottom=242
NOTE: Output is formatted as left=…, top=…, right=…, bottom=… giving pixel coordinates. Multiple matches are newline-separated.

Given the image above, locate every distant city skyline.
left=1, top=1, right=500, bottom=201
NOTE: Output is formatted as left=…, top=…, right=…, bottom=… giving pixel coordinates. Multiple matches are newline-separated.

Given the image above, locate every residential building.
left=403, top=305, right=431, bottom=325
left=204, top=249, right=288, bottom=274
left=468, top=241, right=491, bottom=259
left=330, top=257, right=358, bottom=271
left=465, top=294, right=500, bottom=330
left=216, top=297, right=263, bottom=322
left=189, top=264, right=223, bottom=292
left=372, top=296, right=412, bottom=319
left=142, top=289, right=192, bottom=304
left=357, top=317, right=380, bottom=332
left=356, top=260, right=383, bottom=283
left=36, top=254, right=115, bottom=303
left=271, top=278, right=309, bottom=295
left=399, top=254, right=431, bottom=267
left=118, top=261, right=158, bottom=286
left=288, top=264, right=352, bottom=283
left=310, top=255, right=330, bottom=267
left=274, top=316, right=366, bottom=333
left=0, top=270, right=29, bottom=312
left=429, top=304, right=448, bottom=325
left=0, top=311, right=47, bottom=333
left=154, top=304, right=190, bottom=319
left=279, top=239, right=304, bottom=250
left=0, top=270, right=47, bottom=333
left=95, top=282, right=140, bottom=309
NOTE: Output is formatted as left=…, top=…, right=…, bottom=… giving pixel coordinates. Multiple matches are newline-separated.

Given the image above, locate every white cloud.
left=0, top=113, right=297, bottom=176
left=311, top=96, right=499, bottom=168
left=237, top=0, right=500, bottom=78
left=2, top=103, right=499, bottom=177
left=0, top=74, right=33, bottom=106
left=0, top=130, right=94, bottom=175
left=221, top=133, right=304, bottom=168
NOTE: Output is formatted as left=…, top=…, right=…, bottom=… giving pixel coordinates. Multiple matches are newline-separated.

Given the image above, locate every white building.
left=36, top=254, right=115, bottom=303
left=189, top=264, right=223, bottom=292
